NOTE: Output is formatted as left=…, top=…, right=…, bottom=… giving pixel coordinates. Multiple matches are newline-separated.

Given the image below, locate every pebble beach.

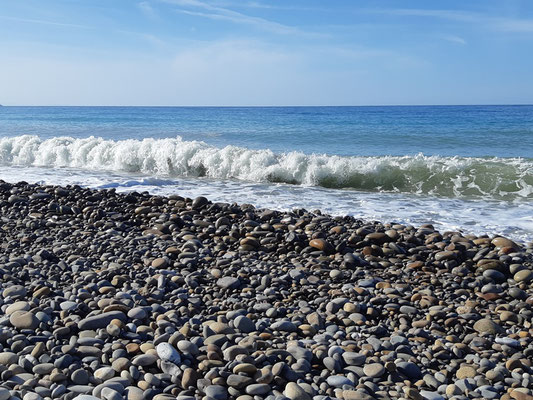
left=0, top=180, right=531, bottom=400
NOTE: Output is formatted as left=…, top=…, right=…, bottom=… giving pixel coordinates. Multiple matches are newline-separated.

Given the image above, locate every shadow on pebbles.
left=0, top=181, right=531, bottom=400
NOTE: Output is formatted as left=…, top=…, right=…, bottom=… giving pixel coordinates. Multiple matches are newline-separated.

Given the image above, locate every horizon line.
left=2, top=103, right=533, bottom=107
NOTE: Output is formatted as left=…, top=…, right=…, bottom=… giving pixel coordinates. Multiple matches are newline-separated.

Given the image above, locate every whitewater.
left=1, top=105, right=532, bottom=242
left=2, top=135, right=532, bottom=200
left=1, top=134, right=532, bottom=243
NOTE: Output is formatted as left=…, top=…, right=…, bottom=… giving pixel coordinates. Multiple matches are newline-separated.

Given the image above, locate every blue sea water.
left=1, top=105, right=532, bottom=241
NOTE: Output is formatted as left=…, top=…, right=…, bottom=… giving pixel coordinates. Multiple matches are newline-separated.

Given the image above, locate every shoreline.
left=0, top=180, right=531, bottom=400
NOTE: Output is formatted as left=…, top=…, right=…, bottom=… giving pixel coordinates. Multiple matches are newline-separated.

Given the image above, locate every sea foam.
left=1, top=135, right=531, bottom=200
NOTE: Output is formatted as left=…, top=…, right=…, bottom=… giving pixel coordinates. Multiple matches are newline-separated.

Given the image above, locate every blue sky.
left=1, top=0, right=532, bottom=105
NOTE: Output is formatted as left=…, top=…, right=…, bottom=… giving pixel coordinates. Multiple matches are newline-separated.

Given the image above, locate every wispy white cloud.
left=116, top=29, right=167, bottom=48
left=0, top=15, right=91, bottom=29
left=159, top=0, right=323, bottom=36
left=442, top=34, right=467, bottom=45
left=377, top=8, right=533, bottom=34
left=174, top=9, right=298, bottom=35
left=211, top=1, right=328, bottom=12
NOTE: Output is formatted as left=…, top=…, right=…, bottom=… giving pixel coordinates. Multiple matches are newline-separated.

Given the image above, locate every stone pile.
left=0, top=181, right=531, bottom=400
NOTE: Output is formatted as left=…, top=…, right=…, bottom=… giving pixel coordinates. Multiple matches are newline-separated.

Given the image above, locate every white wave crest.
left=0, top=135, right=531, bottom=199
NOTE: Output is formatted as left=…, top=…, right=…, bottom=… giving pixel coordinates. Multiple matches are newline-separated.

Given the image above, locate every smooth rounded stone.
left=397, top=362, right=423, bottom=381
left=101, top=388, right=123, bottom=400
left=60, top=301, right=78, bottom=311
left=209, top=321, right=233, bottom=334
left=78, top=311, right=127, bottom=330
left=323, top=356, right=340, bottom=372
left=326, top=376, right=354, bottom=387
left=287, top=345, right=313, bottom=362
left=33, top=363, right=54, bottom=375
left=330, top=269, right=342, bottom=280
left=205, top=385, right=228, bottom=400
left=495, top=337, right=520, bottom=347
left=342, top=352, right=366, bottom=366
left=72, top=369, right=90, bottom=385
left=365, top=232, right=389, bottom=243
left=9, top=311, right=39, bottom=329
left=227, top=374, right=253, bottom=388
left=399, top=305, right=417, bottom=315
left=73, top=396, right=100, bottom=400
left=309, top=238, right=333, bottom=253
left=127, top=307, right=147, bottom=320
left=156, top=343, right=181, bottom=364
left=284, top=382, right=312, bottom=400
left=419, top=391, right=445, bottom=400
left=92, top=382, right=125, bottom=398
left=2, top=284, right=27, bottom=298
left=151, top=258, right=168, bottom=269
left=514, top=269, right=532, bottom=283
left=5, top=300, right=30, bottom=315
left=0, top=352, right=18, bottom=365
left=177, top=340, right=199, bottom=355
left=152, top=396, right=176, bottom=400
left=500, top=311, right=518, bottom=323
left=403, top=387, right=422, bottom=400
left=435, top=251, right=455, bottom=261
left=445, top=384, right=462, bottom=396
left=363, top=363, right=385, bottom=378
left=233, top=363, right=257, bottom=374
left=223, top=345, right=249, bottom=361
left=132, top=354, right=158, bottom=366
left=94, top=366, right=115, bottom=381
left=245, top=384, right=271, bottom=395
left=358, top=278, right=378, bottom=288
left=455, top=378, right=475, bottom=393
left=270, top=320, right=297, bottom=332
left=492, top=237, right=519, bottom=249
left=192, top=196, right=209, bottom=209
left=234, top=315, right=255, bottom=333
left=479, top=388, right=499, bottom=399
left=483, top=269, right=506, bottom=282
left=125, top=386, right=144, bottom=400
left=0, top=388, right=10, bottom=400
left=216, top=277, right=240, bottom=289
left=473, top=319, right=504, bottom=335
left=485, top=370, right=504, bottom=382
left=456, top=366, right=477, bottom=379
left=509, top=287, right=527, bottom=300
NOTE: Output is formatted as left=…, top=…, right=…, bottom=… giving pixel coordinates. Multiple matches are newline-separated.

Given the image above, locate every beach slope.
left=0, top=181, right=531, bottom=400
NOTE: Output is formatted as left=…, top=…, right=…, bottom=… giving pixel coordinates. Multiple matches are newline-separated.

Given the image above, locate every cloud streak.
left=378, top=8, right=533, bottom=34
left=442, top=35, right=467, bottom=45
left=160, top=0, right=322, bottom=36
left=0, top=15, right=92, bottom=29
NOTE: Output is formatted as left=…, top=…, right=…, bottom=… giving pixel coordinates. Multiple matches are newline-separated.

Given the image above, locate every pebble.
left=205, top=385, right=228, bottom=400
left=78, top=311, right=127, bottom=330
left=156, top=342, right=181, bottom=364
left=284, top=382, right=312, bottom=400
left=363, top=363, right=385, bottom=378
left=326, top=376, right=353, bottom=387
left=9, top=310, right=39, bottom=329
left=0, top=182, right=530, bottom=400
left=234, top=315, right=255, bottom=333
left=473, top=319, right=504, bottom=335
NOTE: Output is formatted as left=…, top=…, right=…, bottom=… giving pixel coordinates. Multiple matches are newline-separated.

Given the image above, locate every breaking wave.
left=1, top=135, right=531, bottom=200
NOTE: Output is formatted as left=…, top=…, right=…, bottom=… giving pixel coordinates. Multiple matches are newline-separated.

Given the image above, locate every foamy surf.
left=1, top=164, right=532, bottom=243
left=0, top=135, right=531, bottom=200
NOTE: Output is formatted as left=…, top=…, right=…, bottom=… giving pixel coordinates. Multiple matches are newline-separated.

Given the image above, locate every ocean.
left=1, top=105, right=532, bottom=242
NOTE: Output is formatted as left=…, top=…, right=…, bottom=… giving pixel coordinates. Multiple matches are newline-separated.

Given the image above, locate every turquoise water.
left=0, top=105, right=532, bottom=241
